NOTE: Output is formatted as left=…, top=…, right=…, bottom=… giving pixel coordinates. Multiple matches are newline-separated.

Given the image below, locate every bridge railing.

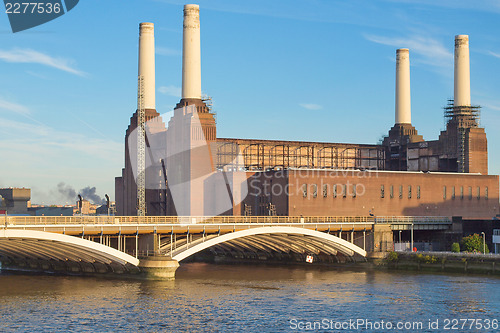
left=374, top=216, right=452, bottom=224
left=3, top=215, right=452, bottom=226
left=3, top=215, right=376, bottom=225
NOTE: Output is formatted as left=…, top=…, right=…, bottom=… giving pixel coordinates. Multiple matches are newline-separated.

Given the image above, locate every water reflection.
left=0, top=264, right=499, bottom=332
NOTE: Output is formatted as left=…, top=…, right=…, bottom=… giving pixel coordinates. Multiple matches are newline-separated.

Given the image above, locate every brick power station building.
left=115, top=6, right=499, bottom=221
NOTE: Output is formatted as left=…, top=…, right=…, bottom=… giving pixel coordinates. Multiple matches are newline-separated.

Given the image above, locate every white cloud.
left=156, top=46, right=181, bottom=56
left=0, top=48, right=87, bottom=77
left=0, top=97, right=30, bottom=115
left=158, top=85, right=181, bottom=97
left=25, top=70, right=49, bottom=79
left=479, top=102, right=500, bottom=112
left=300, top=103, right=323, bottom=110
left=488, top=51, right=500, bottom=59
left=0, top=118, right=52, bottom=138
left=0, top=117, right=121, bottom=162
left=382, top=0, right=500, bottom=13
left=364, top=34, right=452, bottom=68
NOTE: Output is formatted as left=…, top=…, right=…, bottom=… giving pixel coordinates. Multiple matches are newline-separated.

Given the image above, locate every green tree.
left=461, top=234, right=489, bottom=254
left=451, top=242, right=460, bottom=253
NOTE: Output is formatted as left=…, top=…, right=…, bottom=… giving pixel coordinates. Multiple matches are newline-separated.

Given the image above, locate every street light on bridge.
left=481, top=232, right=486, bottom=254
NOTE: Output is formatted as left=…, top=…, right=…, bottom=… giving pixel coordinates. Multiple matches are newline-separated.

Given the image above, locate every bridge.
left=0, top=215, right=452, bottom=278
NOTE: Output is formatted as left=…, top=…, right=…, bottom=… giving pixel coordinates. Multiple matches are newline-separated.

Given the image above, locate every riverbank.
left=379, top=251, right=500, bottom=275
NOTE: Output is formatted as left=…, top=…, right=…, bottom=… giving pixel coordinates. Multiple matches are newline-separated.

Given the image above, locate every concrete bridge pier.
left=134, top=229, right=168, bottom=256
left=368, top=224, right=394, bottom=259
left=138, top=257, right=179, bottom=279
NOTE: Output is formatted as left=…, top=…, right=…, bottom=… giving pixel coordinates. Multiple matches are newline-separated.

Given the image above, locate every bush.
left=451, top=242, right=460, bottom=253
left=415, top=254, right=438, bottom=264
left=461, top=234, right=489, bottom=254
left=427, top=255, right=438, bottom=264
left=386, top=251, right=399, bottom=262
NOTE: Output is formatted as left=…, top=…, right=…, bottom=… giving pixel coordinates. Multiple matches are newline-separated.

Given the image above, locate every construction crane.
left=137, top=76, right=146, bottom=216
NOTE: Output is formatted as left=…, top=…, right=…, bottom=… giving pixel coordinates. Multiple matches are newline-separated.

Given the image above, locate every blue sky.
left=0, top=0, right=499, bottom=204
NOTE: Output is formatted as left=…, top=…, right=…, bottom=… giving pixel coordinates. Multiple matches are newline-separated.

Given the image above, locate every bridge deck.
left=0, top=216, right=451, bottom=236
left=2, top=223, right=374, bottom=236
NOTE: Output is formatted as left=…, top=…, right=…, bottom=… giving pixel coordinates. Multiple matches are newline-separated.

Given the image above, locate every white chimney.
left=182, top=4, right=202, bottom=100
left=138, top=22, right=156, bottom=110
left=395, top=48, right=411, bottom=124
left=454, top=35, right=471, bottom=107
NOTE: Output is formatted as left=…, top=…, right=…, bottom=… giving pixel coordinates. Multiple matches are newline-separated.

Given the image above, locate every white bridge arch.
left=169, top=226, right=367, bottom=262
left=0, top=229, right=140, bottom=268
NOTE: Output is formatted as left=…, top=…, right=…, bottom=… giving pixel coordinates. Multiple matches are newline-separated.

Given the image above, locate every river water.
left=0, top=263, right=499, bottom=332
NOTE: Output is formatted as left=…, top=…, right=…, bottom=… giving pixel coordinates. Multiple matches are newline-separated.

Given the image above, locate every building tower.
left=439, top=35, right=487, bottom=174
left=164, top=4, right=217, bottom=216
left=384, top=48, right=423, bottom=171
left=115, top=23, right=167, bottom=216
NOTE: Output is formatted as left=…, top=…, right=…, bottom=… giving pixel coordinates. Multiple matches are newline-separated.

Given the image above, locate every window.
left=343, top=184, right=347, bottom=198
left=381, top=185, right=385, bottom=198
left=468, top=186, right=472, bottom=200
left=302, top=184, right=307, bottom=198
left=408, top=185, right=412, bottom=199
left=312, top=184, right=317, bottom=198
left=399, top=185, right=403, bottom=199
left=352, top=184, right=356, bottom=198
left=477, top=186, right=480, bottom=200
left=333, top=184, right=337, bottom=198
left=323, top=184, right=328, bottom=198
left=451, top=186, right=455, bottom=199
left=390, top=185, right=394, bottom=199
left=417, top=186, right=421, bottom=199
left=486, top=187, right=489, bottom=200
left=460, top=186, right=464, bottom=199
left=443, top=186, right=447, bottom=200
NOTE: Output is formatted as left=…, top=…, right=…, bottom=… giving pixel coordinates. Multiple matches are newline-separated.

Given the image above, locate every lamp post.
left=481, top=232, right=486, bottom=254
left=411, top=223, right=414, bottom=252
